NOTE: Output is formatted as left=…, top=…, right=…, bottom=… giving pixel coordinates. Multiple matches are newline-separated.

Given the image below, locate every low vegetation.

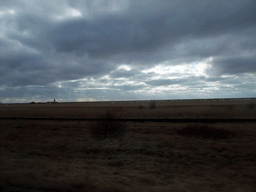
left=89, top=108, right=127, bottom=140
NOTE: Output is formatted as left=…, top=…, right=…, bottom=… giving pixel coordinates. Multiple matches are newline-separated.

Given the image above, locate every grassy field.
left=0, top=99, right=256, bottom=191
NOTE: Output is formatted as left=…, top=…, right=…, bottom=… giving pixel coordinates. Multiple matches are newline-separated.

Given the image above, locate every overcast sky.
left=0, top=0, right=256, bottom=103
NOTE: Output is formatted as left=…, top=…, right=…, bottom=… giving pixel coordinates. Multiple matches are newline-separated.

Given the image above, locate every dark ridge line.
left=0, top=117, right=255, bottom=123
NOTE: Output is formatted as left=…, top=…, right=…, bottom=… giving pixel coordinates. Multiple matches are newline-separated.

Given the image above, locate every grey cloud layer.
left=0, top=0, right=256, bottom=101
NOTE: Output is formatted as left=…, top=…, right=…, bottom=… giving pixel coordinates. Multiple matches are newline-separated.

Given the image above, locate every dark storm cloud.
left=0, top=50, right=49, bottom=85
left=41, top=0, right=256, bottom=70
left=47, top=18, right=133, bottom=57
left=207, top=56, right=256, bottom=76
left=0, top=47, right=114, bottom=86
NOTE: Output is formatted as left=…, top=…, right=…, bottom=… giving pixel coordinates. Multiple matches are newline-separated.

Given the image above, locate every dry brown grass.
left=0, top=100, right=256, bottom=191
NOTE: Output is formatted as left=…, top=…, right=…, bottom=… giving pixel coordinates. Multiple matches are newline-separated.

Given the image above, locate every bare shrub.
left=176, top=124, right=234, bottom=140
left=149, top=100, right=156, bottom=109
left=89, top=108, right=127, bottom=140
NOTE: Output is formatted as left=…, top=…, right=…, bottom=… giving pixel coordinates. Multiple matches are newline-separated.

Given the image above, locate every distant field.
left=0, top=99, right=256, bottom=191
left=1, top=98, right=256, bottom=120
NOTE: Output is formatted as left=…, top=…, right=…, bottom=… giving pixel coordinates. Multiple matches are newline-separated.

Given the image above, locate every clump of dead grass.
left=176, top=124, right=235, bottom=140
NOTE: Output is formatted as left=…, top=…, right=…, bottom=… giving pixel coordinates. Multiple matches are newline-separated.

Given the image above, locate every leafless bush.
left=177, top=124, right=235, bottom=140
left=149, top=100, right=156, bottom=109
left=89, top=108, right=127, bottom=140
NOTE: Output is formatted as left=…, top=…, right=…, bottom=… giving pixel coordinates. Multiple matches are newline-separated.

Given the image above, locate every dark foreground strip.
left=0, top=117, right=255, bottom=123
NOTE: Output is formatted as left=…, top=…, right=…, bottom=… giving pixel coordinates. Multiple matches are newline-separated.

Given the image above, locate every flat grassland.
left=0, top=99, right=256, bottom=191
